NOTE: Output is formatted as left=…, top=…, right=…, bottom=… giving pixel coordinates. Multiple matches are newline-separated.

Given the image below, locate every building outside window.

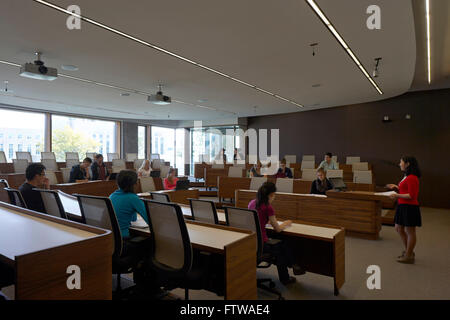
left=138, top=126, right=146, bottom=159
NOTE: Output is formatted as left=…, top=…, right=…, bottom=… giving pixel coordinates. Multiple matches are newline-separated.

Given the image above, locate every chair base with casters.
left=257, top=239, right=285, bottom=300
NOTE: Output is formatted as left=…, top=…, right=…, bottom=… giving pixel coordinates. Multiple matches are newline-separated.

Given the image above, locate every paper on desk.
left=374, top=191, right=397, bottom=197
left=137, top=192, right=150, bottom=196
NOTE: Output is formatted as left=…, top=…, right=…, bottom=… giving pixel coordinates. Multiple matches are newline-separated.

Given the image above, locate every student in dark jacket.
left=69, top=157, right=92, bottom=183
left=90, top=154, right=109, bottom=181
left=19, top=163, right=49, bottom=213
left=310, top=168, right=333, bottom=195
left=275, top=158, right=293, bottom=178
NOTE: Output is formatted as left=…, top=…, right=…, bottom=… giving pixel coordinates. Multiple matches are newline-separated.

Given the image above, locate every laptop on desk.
left=330, top=177, right=347, bottom=191
left=175, top=179, right=190, bottom=190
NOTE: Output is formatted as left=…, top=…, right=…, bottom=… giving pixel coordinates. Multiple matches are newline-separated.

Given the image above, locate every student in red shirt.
left=386, top=156, right=422, bottom=264
left=248, top=182, right=305, bottom=285
left=163, top=168, right=179, bottom=190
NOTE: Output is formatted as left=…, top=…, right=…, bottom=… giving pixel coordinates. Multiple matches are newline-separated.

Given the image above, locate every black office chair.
left=0, top=179, right=10, bottom=203
left=74, top=194, right=140, bottom=298
left=34, top=189, right=68, bottom=219
left=150, top=192, right=170, bottom=203
left=5, top=188, right=27, bottom=208
left=224, top=206, right=285, bottom=300
left=189, top=198, right=219, bottom=224
left=143, top=199, right=211, bottom=300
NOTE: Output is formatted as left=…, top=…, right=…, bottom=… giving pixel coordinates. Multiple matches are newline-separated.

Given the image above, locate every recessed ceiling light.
left=312, top=84, right=321, bottom=88
left=32, top=0, right=304, bottom=108
left=197, top=99, right=208, bottom=103
left=61, top=65, right=79, bottom=71
left=306, top=0, right=383, bottom=95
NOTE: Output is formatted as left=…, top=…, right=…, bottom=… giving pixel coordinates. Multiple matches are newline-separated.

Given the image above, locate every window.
left=17, top=144, right=22, bottom=152
left=8, top=144, right=13, bottom=159
left=0, top=144, right=3, bottom=151
left=35, top=144, right=40, bottom=155
left=151, top=126, right=175, bottom=166
left=51, top=115, right=117, bottom=161
left=27, top=145, right=32, bottom=152
left=0, top=133, right=3, bottom=138
left=138, top=126, right=146, bottom=159
left=27, top=136, right=32, bottom=140
left=0, top=109, right=45, bottom=162
left=175, top=128, right=186, bottom=175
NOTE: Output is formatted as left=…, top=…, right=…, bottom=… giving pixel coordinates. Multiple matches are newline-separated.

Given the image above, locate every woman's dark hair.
left=25, top=163, right=46, bottom=181
left=401, top=156, right=421, bottom=178
left=256, top=182, right=277, bottom=209
left=117, top=170, right=137, bottom=193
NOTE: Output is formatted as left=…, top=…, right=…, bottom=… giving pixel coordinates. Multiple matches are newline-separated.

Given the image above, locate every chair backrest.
left=16, top=152, right=32, bottom=162
left=13, top=159, right=28, bottom=173
left=66, top=159, right=80, bottom=169
left=86, top=152, right=97, bottom=159
left=284, top=155, right=297, bottom=164
left=150, top=153, right=160, bottom=161
left=150, top=192, right=170, bottom=203
left=346, top=156, right=361, bottom=164
left=134, top=159, right=145, bottom=170
left=41, top=159, right=58, bottom=171
left=112, top=159, right=126, bottom=167
left=211, top=163, right=224, bottom=169
left=41, top=152, right=56, bottom=160
left=152, top=159, right=162, bottom=170
left=302, top=155, right=315, bottom=162
left=250, top=177, right=267, bottom=191
left=0, top=151, right=7, bottom=163
left=326, top=169, right=343, bottom=179
left=45, top=170, right=58, bottom=185
left=275, top=178, right=294, bottom=193
left=0, top=179, right=10, bottom=203
left=143, top=200, right=192, bottom=273
left=5, top=188, right=27, bottom=208
left=107, top=153, right=120, bottom=161
left=352, top=162, right=369, bottom=171
left=125, top=153, right=138, bottom=162
left=60, top=167, right=71, bottom=183
left=353, top=170, right=373, bottom=184
left=301, top=160, right=315, bottom=170
left=189, top=199, right=219, bottom=224
left=35, top=189, right=67, bottom=219
left=228, top=166, right=243, bottom=178
left=139, top=177, right=156, bottom=192
left=65, top=152, right=79, bottom=161
left=160, top=165, right=170, bottom=179
left=301, top=169, right=317, bottom=181
left=75, top=194, right=120, bottom=256
left=224, top=206, right=262, bottom=260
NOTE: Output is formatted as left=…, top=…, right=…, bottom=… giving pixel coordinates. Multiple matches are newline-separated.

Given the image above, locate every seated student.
left=250, top=160, right=263, bottom=177
left=248, top=182, right=304, bottom=284
left=109, top=170, right=152, bottom=286
left=137, top=159, right=152, bottom=178
left=90, top=154, right=110, bottom=181
left=310, top=168, right=333, bottom=195
left=163, top=168, right=178, bottom=190
left=275, top=158, right=293, bottom=178
left=19, top=163, right=49, bottom=213
left=318, top=152, right=338, bottom=171
left=69, top=157, right=92, bottom=183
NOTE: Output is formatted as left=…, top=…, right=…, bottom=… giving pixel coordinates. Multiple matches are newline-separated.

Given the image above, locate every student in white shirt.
left=137, top=159, right=152, bottom=177
left=318, top=152, right=338, bottom=171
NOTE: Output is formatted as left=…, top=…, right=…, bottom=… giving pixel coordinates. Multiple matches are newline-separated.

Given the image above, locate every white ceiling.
left=0, top=0, right=423, bottom=120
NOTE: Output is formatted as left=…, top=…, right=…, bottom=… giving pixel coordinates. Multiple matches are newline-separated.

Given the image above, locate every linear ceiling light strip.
left=305, top=0, right=383, bottom=95
left=33, top=0, right=304, bottom=108
left=425, top=0, right=431, bottom=84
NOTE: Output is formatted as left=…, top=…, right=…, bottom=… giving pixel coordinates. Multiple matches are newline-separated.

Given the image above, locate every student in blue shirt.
left=110, top=170, right=152, bottom=288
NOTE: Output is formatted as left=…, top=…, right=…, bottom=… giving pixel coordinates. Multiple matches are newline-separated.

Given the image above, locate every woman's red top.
left=398, top=174, right=419, bottom=205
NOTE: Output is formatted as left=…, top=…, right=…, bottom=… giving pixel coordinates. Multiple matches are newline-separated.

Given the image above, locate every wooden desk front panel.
left=235, top=190, right=381, bottom=239
left=0, top=163, right=14, bottom=174
left=0, top=173, right=26, bottom=189
left=218, top=177, right=251, bottom=199
left=204, top=168, right=229, bottom=188
left=51, top=180, right=118, bottom=197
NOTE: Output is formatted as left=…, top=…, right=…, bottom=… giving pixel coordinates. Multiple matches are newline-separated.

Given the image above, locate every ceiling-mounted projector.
left=148, top=85, right=171, bottom=105
left=19, top=52, right=58, bottom=81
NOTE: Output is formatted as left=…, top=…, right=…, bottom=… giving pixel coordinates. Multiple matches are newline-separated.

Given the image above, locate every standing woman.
left=387, top=156, right=422, bottom=264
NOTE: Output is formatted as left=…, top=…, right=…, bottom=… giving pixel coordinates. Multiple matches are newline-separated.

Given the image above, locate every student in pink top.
left=248, top=182, right=305, bottom=285
left=163, top=168, right=179, bottom=190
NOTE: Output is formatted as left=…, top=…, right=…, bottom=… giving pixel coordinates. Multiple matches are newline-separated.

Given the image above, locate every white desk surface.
left=58, top=191, right=82, bottom=216
left=240, top=189, right=327, bottom=198
left=132, top=215, right=249, bottom=250
left=0, top=206, right=96, bottom=261
left=266, top=222, right=340, bottom=239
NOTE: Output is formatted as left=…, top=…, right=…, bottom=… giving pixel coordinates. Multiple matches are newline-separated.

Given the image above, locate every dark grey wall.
left=122, top=121, right=138, bottom=155
left=247, top=89, right=450, bottom=209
